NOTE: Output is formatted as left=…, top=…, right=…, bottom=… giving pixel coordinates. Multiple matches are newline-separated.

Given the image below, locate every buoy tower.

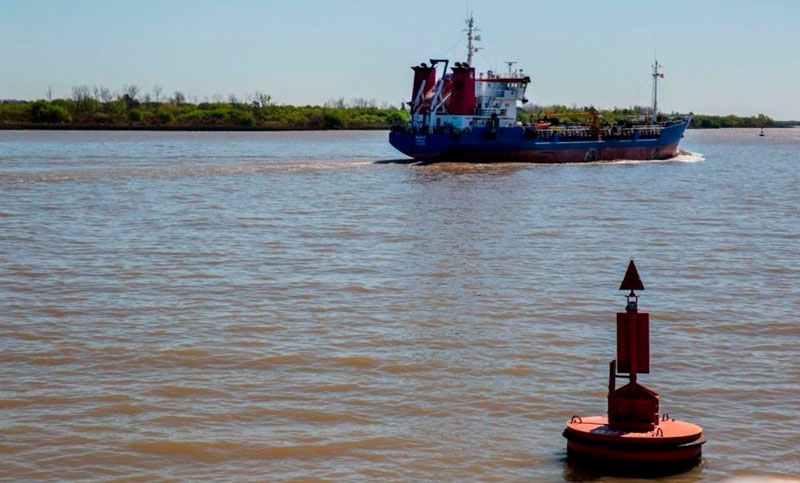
left=563, top=260, right=706, bottom=466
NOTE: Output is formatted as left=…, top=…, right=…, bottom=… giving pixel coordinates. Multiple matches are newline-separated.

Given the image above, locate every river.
left=1, top=129, right=798, bottom=481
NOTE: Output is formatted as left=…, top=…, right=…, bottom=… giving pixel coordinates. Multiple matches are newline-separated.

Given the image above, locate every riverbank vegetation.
left=1, top=86, right=795, bottom=130
left=518, top=104, right=795, bottom=128
left=0, top=86, right=407, bottom=130
left=685, top=113, right=795, bottom=128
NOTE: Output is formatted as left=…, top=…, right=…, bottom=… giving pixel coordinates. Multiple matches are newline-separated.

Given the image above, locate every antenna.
left=652, top=59, right=662, bottom=120
left=505, top=61, right=517, bottom=75
left=464, top=13, right=481, bottom=66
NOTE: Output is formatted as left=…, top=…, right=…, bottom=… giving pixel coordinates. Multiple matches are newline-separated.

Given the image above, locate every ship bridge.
left=475, top=66, right=530, bottom=128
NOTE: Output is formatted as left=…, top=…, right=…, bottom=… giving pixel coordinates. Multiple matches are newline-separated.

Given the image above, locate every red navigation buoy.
left=563, top=260, right=706, bottom=468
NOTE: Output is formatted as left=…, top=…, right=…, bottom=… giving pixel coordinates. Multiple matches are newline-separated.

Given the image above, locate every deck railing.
left=531, top=125, right=663, bottom=140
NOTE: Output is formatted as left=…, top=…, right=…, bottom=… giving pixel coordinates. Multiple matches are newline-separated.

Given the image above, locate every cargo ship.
left=389, top=16, right=690, bottom=163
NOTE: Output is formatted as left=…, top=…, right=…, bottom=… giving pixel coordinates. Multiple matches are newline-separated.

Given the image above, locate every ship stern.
left=389, top=131, right=452, bottom=160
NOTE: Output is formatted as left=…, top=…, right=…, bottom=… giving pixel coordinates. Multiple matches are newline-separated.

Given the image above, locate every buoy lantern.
left=563, top=260, right=706, bottom=467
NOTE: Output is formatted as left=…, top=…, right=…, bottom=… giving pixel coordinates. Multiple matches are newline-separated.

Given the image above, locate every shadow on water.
left=374, top=158, right=529, bottom=168
left=559, top=452, right=705, bottom=481
left=375, top=149, right=704, bottom=168
left=373, top=158, right=422, bottom=165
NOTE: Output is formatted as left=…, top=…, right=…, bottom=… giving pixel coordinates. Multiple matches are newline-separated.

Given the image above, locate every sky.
left=1, top=0, right=799, bottom=119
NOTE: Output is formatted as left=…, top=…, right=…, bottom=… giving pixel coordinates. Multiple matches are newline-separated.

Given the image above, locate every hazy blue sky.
left=2, top=0, right=799, bottom=118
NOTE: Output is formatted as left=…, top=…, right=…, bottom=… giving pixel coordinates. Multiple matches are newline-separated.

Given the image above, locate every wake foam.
left=671, top=149, right=706, bottom=163
left=578, top=149, right=705, bottom=165
left=0, top=160, right=376, bottom=184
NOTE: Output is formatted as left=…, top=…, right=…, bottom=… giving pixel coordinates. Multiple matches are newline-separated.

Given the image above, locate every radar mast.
left=652, top=60, right=663, bottom=119
left=464, top=14, right=481, bottom=66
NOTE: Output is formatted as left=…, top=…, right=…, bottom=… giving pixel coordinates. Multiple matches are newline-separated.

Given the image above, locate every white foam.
left=671, top=149, right=706, bottom=163
left=581, top=149, right=706, bottom=165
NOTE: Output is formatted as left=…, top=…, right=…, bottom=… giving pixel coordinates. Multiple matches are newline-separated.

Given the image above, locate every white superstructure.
left=407, top=15, right=530, bottom=133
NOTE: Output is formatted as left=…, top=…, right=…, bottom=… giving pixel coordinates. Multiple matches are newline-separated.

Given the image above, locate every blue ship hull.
left=389, top=119, right=690, bottom=163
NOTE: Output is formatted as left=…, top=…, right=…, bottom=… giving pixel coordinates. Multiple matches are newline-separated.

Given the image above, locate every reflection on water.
left=561, top=452, right=705, bottom=481
left=0, top=129, right=798, bottom=481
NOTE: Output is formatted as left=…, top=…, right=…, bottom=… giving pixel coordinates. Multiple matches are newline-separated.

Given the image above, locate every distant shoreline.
left=0, top=124, right=795, bottom=132
left=3, top=98, right=796, bottom=132
left=0, top=123, right=389, bottom=132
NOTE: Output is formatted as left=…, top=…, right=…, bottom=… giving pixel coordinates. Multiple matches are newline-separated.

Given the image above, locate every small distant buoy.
left=563, top=260, right=706, bottom=468
left=759, top=128, right=765, bottom=137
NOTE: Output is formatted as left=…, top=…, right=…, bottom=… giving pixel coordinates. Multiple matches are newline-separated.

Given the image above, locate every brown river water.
left=1, top=129, right=798, bottom=481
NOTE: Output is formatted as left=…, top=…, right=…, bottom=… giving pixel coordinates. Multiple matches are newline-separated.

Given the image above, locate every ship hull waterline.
left=389, top=119, right=689, bottom=163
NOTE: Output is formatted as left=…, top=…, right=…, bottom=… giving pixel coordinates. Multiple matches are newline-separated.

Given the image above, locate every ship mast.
left=505, top=61, right=517, bottom=76
left=464, top=14, right=480, bottom=66
left=651, top=59, right=662, bottom=120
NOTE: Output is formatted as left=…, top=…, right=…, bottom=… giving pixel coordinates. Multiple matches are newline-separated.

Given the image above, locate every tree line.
left=0, top=86, right=793, bottom=130
left=517, top=104, right=788, bottom=128
left=687, top=113, right=787, bottom=129
left=0, top=85, right=408, bottom=130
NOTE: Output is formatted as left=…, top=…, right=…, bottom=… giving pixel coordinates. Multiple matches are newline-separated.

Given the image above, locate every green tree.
left=322, top=111, right=345, bottom=129
left=156, top=109, right=175, bottom=124
left=27, top=100, right=72, bottom=123
left=128, top=108, right=144, bottom=122
left=385, top=111, right=407, bottom=125
left=239, top=112, right=255, bottom=127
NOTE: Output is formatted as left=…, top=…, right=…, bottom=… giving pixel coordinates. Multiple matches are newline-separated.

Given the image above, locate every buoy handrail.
left=570, top=415, right=582, bottom=424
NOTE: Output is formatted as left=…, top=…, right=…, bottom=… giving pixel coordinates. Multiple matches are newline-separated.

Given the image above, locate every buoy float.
left=563, top=260, right=706, bottom=468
